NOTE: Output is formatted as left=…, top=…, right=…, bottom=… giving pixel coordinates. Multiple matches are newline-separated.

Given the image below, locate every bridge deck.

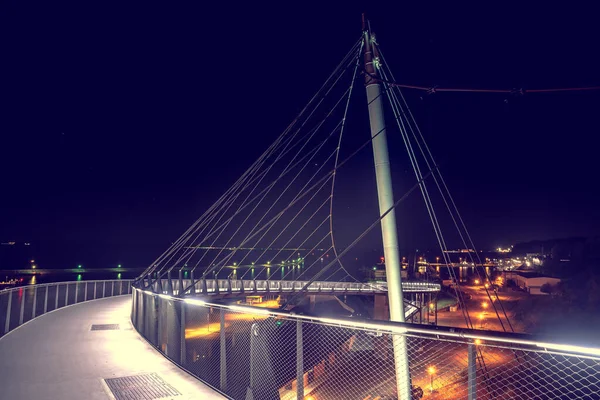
left=0, top=295, right=224, bottom=400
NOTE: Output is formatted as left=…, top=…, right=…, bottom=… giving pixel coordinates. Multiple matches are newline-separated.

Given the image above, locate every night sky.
left=2, top=3, right=599, bottom=269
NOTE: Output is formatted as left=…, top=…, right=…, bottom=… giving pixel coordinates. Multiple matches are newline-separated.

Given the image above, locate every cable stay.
left=139, top=38, right=369, bottom=293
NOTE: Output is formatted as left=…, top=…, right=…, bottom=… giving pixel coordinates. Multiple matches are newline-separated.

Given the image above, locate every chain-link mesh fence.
left=0, top=280, right=132, bottom=339
left=131, top=287, right=600, bottom=400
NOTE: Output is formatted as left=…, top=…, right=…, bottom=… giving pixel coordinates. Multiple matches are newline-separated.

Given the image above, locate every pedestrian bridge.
left=2, top=279, right=599, bottom=400
left=147, top=278, right=441, bottom=296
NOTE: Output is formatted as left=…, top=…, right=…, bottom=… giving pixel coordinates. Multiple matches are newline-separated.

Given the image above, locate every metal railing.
left=0, top=280, right=133, bottom=339
left=131, top=287, right=600, bottom=399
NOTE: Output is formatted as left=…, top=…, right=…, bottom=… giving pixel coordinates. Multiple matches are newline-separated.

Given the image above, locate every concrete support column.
left=373, top=294, right=390, bottom=320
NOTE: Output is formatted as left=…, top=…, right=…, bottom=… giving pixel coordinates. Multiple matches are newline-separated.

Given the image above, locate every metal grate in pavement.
left=104, top=373, right=181, bottom=400
left=91, top=324, right=120, bottom=331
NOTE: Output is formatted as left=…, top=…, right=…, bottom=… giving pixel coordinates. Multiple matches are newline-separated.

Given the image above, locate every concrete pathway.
left=0, top=295, right=226, bottom=400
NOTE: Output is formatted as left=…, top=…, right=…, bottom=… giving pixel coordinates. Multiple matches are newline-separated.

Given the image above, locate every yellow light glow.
left=428, top=366, right=436, bottom=375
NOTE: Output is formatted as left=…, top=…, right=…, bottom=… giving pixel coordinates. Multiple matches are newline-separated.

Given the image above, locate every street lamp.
left=428, top=366, right=436, bottom=392
left=482, top=302, right=489, bottom=312
left=478, top=313, right=485, bottom=329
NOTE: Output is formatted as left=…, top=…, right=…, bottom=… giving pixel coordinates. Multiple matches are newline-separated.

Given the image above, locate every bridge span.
left=146, top=278, right=441, bottom=297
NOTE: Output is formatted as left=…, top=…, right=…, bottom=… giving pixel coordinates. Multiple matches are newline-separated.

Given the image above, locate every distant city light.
left=78, top=265, right=82, bottom=269
left=117, top=264, right=122, bottom=268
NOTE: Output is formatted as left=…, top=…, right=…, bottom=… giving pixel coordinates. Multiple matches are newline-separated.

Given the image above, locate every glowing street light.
left=474, top=279, right=480, bottom=285
left=478, top=313, right=485, bottom=328
left=482, top=302, right=489, bottom=311
left=428, top=366, right=436, bottom=392
left=77, top=264, right=82, bottom=269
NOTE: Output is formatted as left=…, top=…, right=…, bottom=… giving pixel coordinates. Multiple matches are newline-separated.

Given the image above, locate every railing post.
left=167, top=271, right=174, bottom=295
left=468, top=343, right=477, bottom=400
left=65, top=283, right=69, bottom=305
left=44, top=285, right=49, bottom=313
left=190, top=270, right=196, bottom=295
left=84, top=282, right=88, bottom=301
left=178, top=270, right=184, bottom=296
left=201, top=278, right=208, bottom=295
left=245, top=323, right=258, bottom=400
left=75, top=283, right=78, bottom=304
left=157, top=294, right=163, bottom=349
left=296, top=320, right=304, bottom=400
left=214, top=278, right=219, bottom=295
left=103, top=281, right=106, bottom=297
left=19, top=289, right=25, bottom=325
left=94, top=282, right=97, bottom=299
left=220, top=308, right=227, bottom=392
left=120, top=281, right=123, bottom=295
left=227, top=278, right=232, bottom=294
left=4, top=290, right=12, bottom=334
left=55, top=284, right=59, bottom=309
left=111, top=281, right=114, bottom=296
left=180, top=301, right=186, bottom=365
left=32, top=286, right=38, bottom=318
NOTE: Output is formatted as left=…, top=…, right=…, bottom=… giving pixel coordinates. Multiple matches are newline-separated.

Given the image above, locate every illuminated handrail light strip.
left=535, top=342, right=600, bottom=357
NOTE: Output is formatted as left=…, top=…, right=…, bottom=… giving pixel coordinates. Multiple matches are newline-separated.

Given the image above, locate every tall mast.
left=362, top=16, right=412, bottom=399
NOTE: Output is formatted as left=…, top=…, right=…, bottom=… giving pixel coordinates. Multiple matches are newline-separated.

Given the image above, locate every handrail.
left=1, top=280, right=134, bottom=339
left=0, top=279, right=133, bottom=294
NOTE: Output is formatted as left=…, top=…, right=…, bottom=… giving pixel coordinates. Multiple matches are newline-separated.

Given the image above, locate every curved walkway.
left=0, top=295, right=225, bottom=400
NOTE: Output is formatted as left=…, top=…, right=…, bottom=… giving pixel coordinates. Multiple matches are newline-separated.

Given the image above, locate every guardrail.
left=0, top=280, right=133, bottom=339
left=131, top=287, right=600, bottom=399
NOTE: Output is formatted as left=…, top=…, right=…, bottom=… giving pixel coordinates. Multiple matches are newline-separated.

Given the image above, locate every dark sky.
left=2, top=3, right=599, bottom=268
